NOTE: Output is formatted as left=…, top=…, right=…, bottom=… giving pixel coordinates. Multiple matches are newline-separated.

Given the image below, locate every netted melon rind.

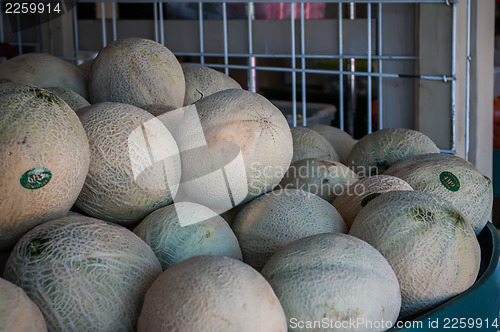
left=306, top=124, right=356, bottom=164
left=291, top=126, right=339, bottom=164
left=45, top=86, right=90, bottom=111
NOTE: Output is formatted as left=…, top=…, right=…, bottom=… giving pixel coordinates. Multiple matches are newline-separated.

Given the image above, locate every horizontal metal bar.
left=73, top=0, right=457, bottom=4
left=174, top=52, right=418, bottom=61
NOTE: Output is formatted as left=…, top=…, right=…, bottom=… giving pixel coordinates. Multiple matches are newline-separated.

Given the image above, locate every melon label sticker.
left=361, top=193, right=381, bottom=207
left=20, top=167, right=52, bottom=190
left=439, top=171, right=460, bottom=192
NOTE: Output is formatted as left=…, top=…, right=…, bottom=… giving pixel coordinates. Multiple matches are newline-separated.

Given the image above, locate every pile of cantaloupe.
left=0, top=37, right=494, bottom=331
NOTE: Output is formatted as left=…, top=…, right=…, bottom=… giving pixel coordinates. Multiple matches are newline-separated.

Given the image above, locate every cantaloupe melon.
left=0, top=53, right=88, bottom=99
left=278, top=158, right=358, bottom=202
left=89, top=38, right=185, bottom=108
left=75, top=102, right=181, bottom=225
left=141, top=103, right=177, bottom=117
left=77, top=59, right=93, bottom=79
left=45, top=86, right=90, bottom=111
left=348, top=190, right=480, bottom=320
left=260, top=233, right=401, bottom=332
left=384, top=153, right=492, bottom=234
left=232, top=188, right=347, bottom=270
left=0, top=277, right=47, bottom=332
left=306, top=124, right=356, bottom=164
left=3, top=215, right=162, bottom=331
left=133, top=202, right=242, bottom=269
left=333, top=174, right=414, bottom=229
left=345, top=128, right=440, bottom=177
left=290, top=126, right=339, bottom=163
left=0, top=83, right=90, bottom=250
left=138, top=255, right=287, bottom=332
left=175, top=88, right=293, bottom=211
left=182, top=64, right=242, bottom=106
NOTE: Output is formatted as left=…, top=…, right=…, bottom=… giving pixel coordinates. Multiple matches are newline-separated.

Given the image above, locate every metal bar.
left=198, top=2, right=205, bottom=64
left=450, top=0, right=457, bottom=153
left=290, top=3, right=297, bottom=127
left=348, top=2, right=356, bottom=136
left=465, top=0, right=471, bottom=160
left=367, top=3, right=372, bottom=134
left=222, top=2, right=229, bottom=75
left=247, top=2, right=256, bottom=93
left=112, top=1, right=117, bottom=41
left=159, top=1, right=164, bottom=45
left=101, top=2, right=107, bottom=47
left=338, top=2, right=344, bottom=131
left=153, top=1, right=158, bottom=43
left=74, top=0, right=458, bottom=4
left=16, top=15, right=22, bottom=54
left=300, top=2, right=306, bottom=126
left=377, top=3, right=383, bottom=130
left=173, top=52, right=418, bottom=61
left=0, top=5, right=4, bottom=44
left=73, top=2, right=80, bottom=61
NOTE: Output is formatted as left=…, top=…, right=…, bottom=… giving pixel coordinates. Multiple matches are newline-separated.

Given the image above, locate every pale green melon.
left=183, top=64, right=242, bottom=106
left=345, top=128, right=440, bottom=177
left=3, top=215, right=162, bottom=332
left=349, top=190, right=480, bottom=320
left=232, top=188, right=347, bottom=270
left=384, top=153, right=492, bottom=234
left=333, top=174, right=413, bottom=229
left=45, top=86, right=90, bottom=111
left=278, top=158, right=358, bottom=202
left=75, top=102, right=181, bottom=225
left=261, top=233, right=401, bottom=332
left=175, top=89, right=293, bottom=212
left=89, top=38, right=185, bottom=108
left=0, top=277, right=47, bottom=332
left=290, top=126, right=339, bottom=164
left=306, top=124, right=356, bottom=164
left=0, top=53, right=88, bottom=99
left=138, top=255, right=287, bottom=332
left=0, top=83, right=90, bottom=250
left=133, top=202, right=242, bottom=270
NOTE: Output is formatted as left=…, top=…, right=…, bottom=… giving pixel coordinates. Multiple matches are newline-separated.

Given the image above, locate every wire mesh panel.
left=0, top=0, right=470, bottom=155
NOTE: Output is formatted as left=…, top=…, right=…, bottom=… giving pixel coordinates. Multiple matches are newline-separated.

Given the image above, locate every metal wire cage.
left=0, top=0, right=489, bottom=168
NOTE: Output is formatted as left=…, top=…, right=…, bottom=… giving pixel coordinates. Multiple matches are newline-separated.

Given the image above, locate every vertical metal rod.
left=247, top=2, right=257, bottom=93
left=377, top=3, right=383, bottom=130
left=348, top=2, right=356, bottom=136
left=450, top=0, right=457, bottom=153
left=367, top=3, right=372, bottom=134
left=300, top=3, right=307, bottom=126
left=153, top=1, right=159, bottom=43
left=111, top=2, right=117, bottom=41
left=198, top=2, right=205, bottom=64
left=338, top=3, right=344, bottom=131
left=73, top=3, right=80, bottom=62
left=101, top=2, right=107, bottom=47
left=159, top=1, right=164, bottom=45
left=465, top=0, right=471, bottom=160
left=222, top=2, right=229, bottom=75
left=16, top=15, right=22, bottom=54
left=291, top=3, right=297, bottom=127
left=0, top=5, right=4, bottom=44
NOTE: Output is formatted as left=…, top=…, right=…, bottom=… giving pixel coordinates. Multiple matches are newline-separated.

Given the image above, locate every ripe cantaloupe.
left=45, top=86, right=90, bottom=111
left=133, top=202, right=242, bottom=269
left=89, top=38, right=185, bottom=108
left=141, top=103, right=177, bottom=117
left=348, top=190, right=480, bottom=320
left=384, top=153, right=492, bottom=234
left=182, top=64, right=242, bottom=106
left=138, top=255, right=287, bottom=332
left=278, top=158, right=358, bottom=202
left=75, top=102, right=181, bottom=225
left=0, top=83, right=90, bottom=249
left=175, top=88, right=293, bottom=211
left=290, top=126, right=339, bottom=163
left=77, top=59, right=93, bottom=79
left=0, top=53, right=88, bottom=99
left=3, top=215, right=162, bottom=331
left=232, top=188, right=347, bottom=270
left=345, top=128, right=440, bottom=177
left=0, top=277, right=47, bottom=332
left=333, top=174, right=414, bottom=229
left=260, top=233, right=401, bottom=332
left=306, top=124, right=356, bottom=164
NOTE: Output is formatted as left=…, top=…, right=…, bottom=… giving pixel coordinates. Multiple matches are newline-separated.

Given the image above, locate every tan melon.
left=3, top=215, right=162, bottom=331
left=133, top=202, right=242, bottom=270
left=75, top=102, right=181, bottom=225
left=175, top=88, right=293, bottom=212
left=182, top=64, right=242, bottom=106
left=141, top=103, right=177, bottom=117
left=278, top=158, right=358, bottom=202
left=345, top=128, right=440, bottom=177
left=232, top=188, right=347, bottom=270
left=0, top=53, right=88, bottom=99
left=0, top=83, right=90, bottom=250
left=89, top=38, right=185, bottom=108
left=45, top=86, right=90, bottom=111
left=138, top=255, right=287, bottom=332
left=77, top=59, right=93, bottom=79
left=306, top=124, right=356, bottom=164
left=348, top=190, right=480, bottom=320
left=290, top=126, right=339, bottom=163
left=260, top=233, right=401, bottom=332
left=333, top=174, right=414, bottom=229
left=384, top=153, right=492, bottom=234
left=0, top=277, right=47, bottom=332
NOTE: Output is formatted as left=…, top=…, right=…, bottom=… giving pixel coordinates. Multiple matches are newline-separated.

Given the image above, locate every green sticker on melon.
left=361, top=193, right=381, bottom=207
left=20, top=167, right=52, bottom=189
left=440, top=171, right=460, bottom=192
